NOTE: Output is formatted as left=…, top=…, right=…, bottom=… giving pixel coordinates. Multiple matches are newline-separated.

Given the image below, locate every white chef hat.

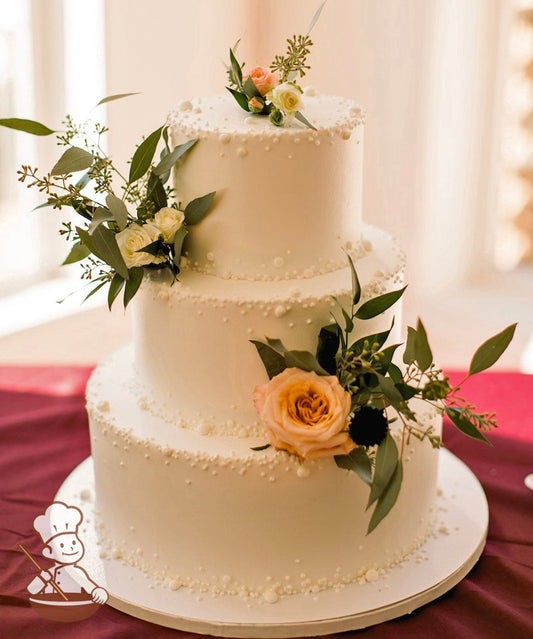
left=33, top=501, right=83, bottom=545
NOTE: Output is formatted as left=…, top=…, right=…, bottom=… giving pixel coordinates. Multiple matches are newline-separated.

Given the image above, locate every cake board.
left=55, top=448, right=488, bottom=637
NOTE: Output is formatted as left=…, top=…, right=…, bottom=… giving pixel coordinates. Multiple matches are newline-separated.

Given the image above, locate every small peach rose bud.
left=248, top=96, right=264, bottom=113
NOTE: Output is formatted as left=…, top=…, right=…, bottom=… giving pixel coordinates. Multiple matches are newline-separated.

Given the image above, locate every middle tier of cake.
left=132, top=224, right=405, bottom=438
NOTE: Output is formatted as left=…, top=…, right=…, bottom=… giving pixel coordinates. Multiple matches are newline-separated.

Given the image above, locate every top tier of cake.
left=168, top=94, right=365, bottom=281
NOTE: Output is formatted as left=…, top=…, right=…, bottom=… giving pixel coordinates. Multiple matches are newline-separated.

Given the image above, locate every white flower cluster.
left=116, top=207, right=184, bottom=268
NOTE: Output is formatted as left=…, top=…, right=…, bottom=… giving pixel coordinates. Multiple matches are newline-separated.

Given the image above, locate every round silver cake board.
left=55, top=449, right=488, bottom=637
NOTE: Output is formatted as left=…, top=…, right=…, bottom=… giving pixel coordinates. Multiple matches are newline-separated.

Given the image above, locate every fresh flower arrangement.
left=226, top=3, right=326, bottom=129
left=251, top=255, right=516, bottom=533
left=0, top=94, right=216, bottom=307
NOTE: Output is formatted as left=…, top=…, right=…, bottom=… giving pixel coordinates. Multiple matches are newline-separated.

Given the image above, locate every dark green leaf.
left=251, top=340, right=286, bottom=379
left=226, top=87, right=250, bottom=112
left=229, top=48, right=243, bottom=88
left=355, top=286, right=407, bottom=320
left=265, top=337, right=288, bottom=352
left=33, top=201, right=55, bottom=211
left=251, top=443, right=271, bottom=452
left=82, top=279, right=107, bottom=303
left=294, top=111, right=317, bottom=131
left=332, top=296, right=353, bottom=333
left=51, top=146, right=94, bottom=176
left=88, top=207, right=114, bottom=234
left=415, top=319, right=433, bottom=371
left=184, top=192, right=216, bottom=225
left=395, top=382, right=419, bottom=401
left=129, top=126, right=163, bottom=183
left=243, top=76, right=262, bottom=98
left=346, top=252, right=361, bottom=305
left=137, top=240, right=162, bottom=256
left=389, top=363, right=403, bottom=384
left=76, top=225, right=129, bottom=279
left=373, top=343, right=401, bottom=374
left=349, top=320, right=395, bottom=356
left=367, top=459, right=403, bottom=534
left=62, top=242, right=90, bottom=265
left=468, top=324, right=517, bottom=376
left=0, top=117, right=55, bottom=136
left=403, top=325, right=417, bottom=366
left=96, top=92, right=140, bottom=106
left=146, top=172, right=167, bottom=208
left=376, top=373, right=404, bottom=404
left=124, top=266, right=144, bottom=308
left=367, top=432, right=398, bottom=508
left=316, top=325, right=340, bottom=375
left=335, top=447, right=372, bottom=485
left=173, top=225, right=188, bottom=267
left=108, top=273, right=125, bottom=310
left=445, top=407, right=492, bottom=445
left=153, top=138, right=198, bottom=176
left=284, top=350, right=330, bottom=376
left=105, top=194, right=128, bottom=229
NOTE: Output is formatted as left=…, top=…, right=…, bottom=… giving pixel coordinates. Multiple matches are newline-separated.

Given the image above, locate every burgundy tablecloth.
left=1, top=367, right=532, bottom=638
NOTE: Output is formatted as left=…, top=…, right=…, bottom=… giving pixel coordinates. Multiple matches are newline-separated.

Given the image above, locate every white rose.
left=115, top=223, right=165, bottom=269
left=152, top=207, right=185, bottom=243
left=269, top=82, right=304, bottom=116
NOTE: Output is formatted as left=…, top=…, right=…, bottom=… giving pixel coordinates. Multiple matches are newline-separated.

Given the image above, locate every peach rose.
left=246, top=66, right=278, bottom=96
left=253, top=368, right=355, bottom=461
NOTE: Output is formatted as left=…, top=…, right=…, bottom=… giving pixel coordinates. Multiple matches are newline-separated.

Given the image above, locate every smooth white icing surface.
left=87, top=351, right=441, bottom=599
left=133, top=225, right=405, bottom=437
left=168, top=94, right=365, bottom=280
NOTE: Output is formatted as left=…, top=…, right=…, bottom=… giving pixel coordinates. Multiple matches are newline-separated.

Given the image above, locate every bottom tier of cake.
left=87, top=348, right=441, bottom=602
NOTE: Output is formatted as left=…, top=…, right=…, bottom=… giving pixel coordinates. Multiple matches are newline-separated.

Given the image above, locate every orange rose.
left=246, top=66, right=278, bottom=97
left=253, top=368, right=355, bottom=460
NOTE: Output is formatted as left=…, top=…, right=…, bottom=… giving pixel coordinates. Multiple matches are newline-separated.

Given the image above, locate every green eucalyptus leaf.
left=105, top=194, right=129, bottom=229
left=76, top=172, right=91, bottom=190
left=355, top=286, right=407, bottom=320
left=136, top=240, right=162, bottom=256
left=395, top=382, right=419, bottom=401
left=62, top=242, right=90, bottom=265
left=0, top=117, right=55, bottom=136
left=316, top=324, right=340, bottom=375
left=129, top=126, right=163, bottom=183
left=251, top=340, right=286, bottom=380
left=294, top=111, right=317, bottom=131
left=51, top=146, right=94, bottom=176
left=146, top=172, right=167, bottom=208
left=108, top=273, right=125, bottom=310
left=415, top=319, right=433, bottom=371
left=184, top=192, right=216, bottom=225
left=76, top=225, right=129, bottom=279
left=373, top=343, right=401, bottom=374
left=153, top=138, right=198, bottom=176
left=96, top=92, right=140, bottom=106
left=226, top=87, right=250, bottom=112
left=284, top=350, right=330, bottom=376
left=376, top=373, right=404, bottom=404
left=403, top=325, right=417, bottom=366
left=468, top=324, right=517, bottom=376
left=367, top=432, right=398, bottom=508
left=33, top=201, right=55, bottom=211
left=123, top=266, right=144, bottom=308
left=388, top=363, right=403, bottom=384
left=306, top=0, right=326, bottom=35
left=445, top=407, right=492, bottom=445
left=88, top=207, right=114, bottom=234
left=335, top=447, right=372, bottom=485
left=367, top=459, right=403, bottom=534
left=243, top=76, right=262, bottom=98
left=173, top=225, right=188, bottom=267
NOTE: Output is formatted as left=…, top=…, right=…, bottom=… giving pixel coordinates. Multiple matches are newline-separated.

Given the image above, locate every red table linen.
left=0, top=366, right=532, bottom=638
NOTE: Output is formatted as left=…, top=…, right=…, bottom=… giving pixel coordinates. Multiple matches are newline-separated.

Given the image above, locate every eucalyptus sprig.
left=252, top=256, right=516, bottom=533
left=270, top=34, right=314, bottom=83
left=1, top=94, right=217, bottom=308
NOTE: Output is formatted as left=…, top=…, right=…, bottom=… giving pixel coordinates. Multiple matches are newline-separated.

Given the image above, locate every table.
left=1, top=366, right=532, bottom=638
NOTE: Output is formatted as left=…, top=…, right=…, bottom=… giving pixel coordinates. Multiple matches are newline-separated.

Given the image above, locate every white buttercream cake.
left=86, top=93, right=441, bottom=602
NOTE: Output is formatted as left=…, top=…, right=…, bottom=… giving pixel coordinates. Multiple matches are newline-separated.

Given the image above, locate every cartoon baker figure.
left=26, top=501, right=108, bottom=605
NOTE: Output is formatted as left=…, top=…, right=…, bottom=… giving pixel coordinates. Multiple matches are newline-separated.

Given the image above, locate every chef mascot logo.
left=22, top=501, right=108, bottom=622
